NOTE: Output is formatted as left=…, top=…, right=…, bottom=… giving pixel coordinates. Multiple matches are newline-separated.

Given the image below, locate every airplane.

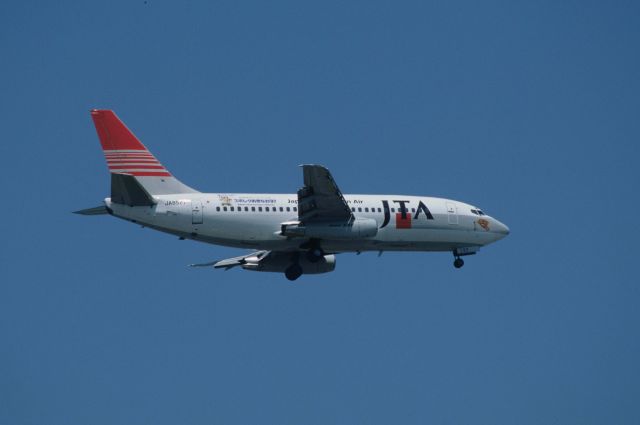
left=76, top=110, right=510, bottom=281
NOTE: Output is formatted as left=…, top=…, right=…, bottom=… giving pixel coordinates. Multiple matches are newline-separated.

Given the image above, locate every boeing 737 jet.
left=76, top=110, right=509, bottom=280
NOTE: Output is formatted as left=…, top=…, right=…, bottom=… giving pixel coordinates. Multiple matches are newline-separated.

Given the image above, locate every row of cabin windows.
left=214, top=205, right=421, bottom=214
left=216, top=205, right=298, bottom=213
left=351, top=207, right=416, bottom=213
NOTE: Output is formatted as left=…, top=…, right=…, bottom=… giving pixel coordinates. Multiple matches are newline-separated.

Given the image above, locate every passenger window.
left=216, top=206, right=220, bottom=212
left=293, top=207, right=297, bottom=212
left=223, top=206, right=227, bottom=211
left=279, top=207, right=283, bottom=212
left=365, top=207, right=369, bottom=212
left=378, top=208, right=382, bottom=212
left=244, top=207, right=249, bottom=211
left=251, top=206, right=256, bottom=212
left=258, top=207, right=263, bottom=212
left=391, top=208, right=395, bottom=212
left=358, top=207, right=362, bottom=212
left=411, top=208, right=415, bottom=213
left=351, top=207, right=356, bottom=212
left=230, top=206, right=234, bottom=211
left=286, top=207, right=290, bottom=212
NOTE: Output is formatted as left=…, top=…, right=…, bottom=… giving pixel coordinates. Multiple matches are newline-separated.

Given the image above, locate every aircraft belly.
left=323, top=227, right=481, bottom=253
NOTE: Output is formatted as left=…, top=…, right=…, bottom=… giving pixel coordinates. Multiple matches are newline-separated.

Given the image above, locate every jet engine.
left=280, top=218, right=378, bottom=240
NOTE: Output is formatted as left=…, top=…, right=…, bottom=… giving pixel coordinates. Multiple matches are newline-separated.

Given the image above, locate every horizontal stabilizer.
left=111, top=173, right=155, bottom=206
left=73, top=206, right=109, bottom=215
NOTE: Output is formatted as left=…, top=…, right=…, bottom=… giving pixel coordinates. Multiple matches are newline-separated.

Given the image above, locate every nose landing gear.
left=452, top=247, right=478, bottom=269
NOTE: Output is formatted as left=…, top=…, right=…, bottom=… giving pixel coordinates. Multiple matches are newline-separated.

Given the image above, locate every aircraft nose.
left=493, top=219, right=510, bottom=236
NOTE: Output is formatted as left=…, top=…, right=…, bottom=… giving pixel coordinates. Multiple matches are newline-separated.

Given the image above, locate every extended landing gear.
left=306, top=247, right=325, bottom=263
left=285, top=263, right=303, bottom=281
left=301, top=239, right=325, bottom=263
left=452, top=248, right=477, bottom=269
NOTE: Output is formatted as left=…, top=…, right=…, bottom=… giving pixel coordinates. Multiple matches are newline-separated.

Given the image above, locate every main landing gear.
left=301, top=239, right=325, bottom=264
left=285, top=244, right=325, bottom=281
left=306, top=247, right=325, bottom=263
left=453, top=257, right=464, bottom=269
left=285, top=263, right=303, bottom=281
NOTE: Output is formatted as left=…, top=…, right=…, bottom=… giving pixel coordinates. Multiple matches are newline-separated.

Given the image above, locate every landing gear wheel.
left=306, top=247, right=324, bottom=263
left=285, top=264, right=303, bottom=281
left=453, top=258, right=464, bottom=269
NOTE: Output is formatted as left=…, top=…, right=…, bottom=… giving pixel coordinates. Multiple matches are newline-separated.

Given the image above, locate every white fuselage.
left=106, top=193, right=509, bottom=253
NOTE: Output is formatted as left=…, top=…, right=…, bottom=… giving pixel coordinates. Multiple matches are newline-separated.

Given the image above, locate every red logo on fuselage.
left=396, top=212, right=411, bottom=229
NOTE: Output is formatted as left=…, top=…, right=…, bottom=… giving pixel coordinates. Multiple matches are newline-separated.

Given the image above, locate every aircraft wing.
left=190, top=250, right=270, bottom=270
left=298, top=164, right=353, bottom=223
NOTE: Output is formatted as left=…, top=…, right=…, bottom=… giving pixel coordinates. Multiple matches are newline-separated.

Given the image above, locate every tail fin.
left=90, top=109, right=198, bottom=197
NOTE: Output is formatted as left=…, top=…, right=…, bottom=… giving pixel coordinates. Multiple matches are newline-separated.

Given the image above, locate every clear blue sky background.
left=1, top=1, right=639, bottom=423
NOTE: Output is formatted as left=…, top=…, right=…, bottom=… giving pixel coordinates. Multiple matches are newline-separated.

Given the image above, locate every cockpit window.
left=470, top=208, right=486, bottom=216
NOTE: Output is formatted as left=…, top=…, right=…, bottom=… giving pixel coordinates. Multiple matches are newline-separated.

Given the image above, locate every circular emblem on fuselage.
left=477, top=218, right=490, bottom=231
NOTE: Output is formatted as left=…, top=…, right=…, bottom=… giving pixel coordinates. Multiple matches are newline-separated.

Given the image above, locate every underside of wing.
left=190, top=249, right=336, bottom=278
left=298, top=165, right=353, bottom=223
left=190, top=250, right=270, bottom=270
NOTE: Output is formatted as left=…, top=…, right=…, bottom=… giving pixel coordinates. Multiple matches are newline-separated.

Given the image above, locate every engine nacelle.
left=241, top=252, right=336, bottom=275
left=280, top=218, right=378, bottom=240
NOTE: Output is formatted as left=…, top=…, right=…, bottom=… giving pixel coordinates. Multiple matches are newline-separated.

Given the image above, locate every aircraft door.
left=192, top=201, right=203, bottom=225
left=446, top=202, right=458, bottom=225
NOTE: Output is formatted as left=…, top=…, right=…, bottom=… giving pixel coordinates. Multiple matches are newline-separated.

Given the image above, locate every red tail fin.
left=90, top=110, right=172, bottom=177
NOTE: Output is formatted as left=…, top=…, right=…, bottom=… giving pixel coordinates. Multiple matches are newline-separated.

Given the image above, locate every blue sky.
left=1, top=1, right=639, bottom=423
